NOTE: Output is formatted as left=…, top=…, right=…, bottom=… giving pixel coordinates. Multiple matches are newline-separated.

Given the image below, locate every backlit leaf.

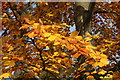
left=43, top=33, right=51, bottom=37
left=73, top=53, right=80, bottom=58
left=28, top=32, right=37, bottom=38
left=0, top=73, right=11, bottom=78
left=3, top=61, right=15, bottom=67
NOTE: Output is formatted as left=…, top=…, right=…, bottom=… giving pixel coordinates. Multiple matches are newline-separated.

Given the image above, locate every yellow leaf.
left=47, top=13, right=54, bottom=16
left=48, top=35, right=57, bottom=41
left=100, top=76, right=103, bottom=78
left=98, top=70, right=107, bottom=75
left=3, top=60, right=15, bottom=67
left=46, top=68, right=59, bottom=73
left=3, top=57, right=9, bottom=59
left=33, top=23, right=40, bottom=29
left=28, top=32, right=37, bottom=38
left=52, top=65, right=57, bottom=68
left=54, top=71, right=59, bottom=74
left=58, top=59, right=61, bottom=63
left=29, top=20, right=35, bottom=24
left=54, top=42, right=60, bottom=45
left=54, top=52, right=59, bottom=56
left=99, top=58, right=108, bottom=67
left=60, top=23, right=70, bottom=27
left=92, top=34, right=100, bottom=39
left=43, top=33, right=51, bottom=37
left=75, top=36, right=82, bottom=40
left=46, top=46, right=49, bottom=49
left=29, top=66, right=38, bottom=71
left=85, top=37, right=92, bottom=41
left=91, top=71, right=97, bottom=74
left=0, top=73, right=11, bottom=78
left=54, top=34, right=61, bottom=36
left=61, top=52, right=67, bottom=56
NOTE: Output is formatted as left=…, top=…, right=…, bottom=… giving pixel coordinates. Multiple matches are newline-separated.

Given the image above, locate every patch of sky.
left=69, top=24, right=76, bottom=33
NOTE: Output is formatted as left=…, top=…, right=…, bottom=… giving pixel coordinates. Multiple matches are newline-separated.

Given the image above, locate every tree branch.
left=93, top=10, right=119, bottom=16
left=30, top=38, right=46, bottom=71
left=7, top=2, right=22, bottom=26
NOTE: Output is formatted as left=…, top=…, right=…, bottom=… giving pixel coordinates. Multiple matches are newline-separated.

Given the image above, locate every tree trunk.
left=74, top=2, right=96, bottom=36
left=74, top=1, right=96, bottom=79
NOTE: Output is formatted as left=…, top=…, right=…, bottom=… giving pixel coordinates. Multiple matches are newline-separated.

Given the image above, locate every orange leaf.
left=75, top=75, right=80, bottom=78
left=19, top=24, right=30, bottom=30
left=70, top=31, right=79, bottom=37
left=73, top=53, right=81, bottom=58
left=12, top=57, right=23, bottom=60
left=28, top=32, right=37, bottom=38
left=24, top=18, right=30, bottom=24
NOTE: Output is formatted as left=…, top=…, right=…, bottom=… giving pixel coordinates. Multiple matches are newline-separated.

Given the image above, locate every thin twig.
left=30, top=38, right=46, bottom=70
left=8, top=2, right=22, bottom=26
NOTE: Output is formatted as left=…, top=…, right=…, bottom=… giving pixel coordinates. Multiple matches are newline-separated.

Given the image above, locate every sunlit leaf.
left=98, top=70, right=107, bottom=75
left=2, top=57, right=9, bottom=59
left=3, top=61, right=15, bottom=67
left=54, top=42, right=60, bottom=45
left=87, top=75, right=94, bottom=79
left=0, top=73, right=11, bottom=78
left=48, top=35, right=58, bottom=41
left=27, top=32, right=37, bottom=38
left=43, top=33, right=51, bottom=37
left=73, top=53, right=80, bottom=58
left=85, top=37, right=92, bottom=41
left=46, top=13, right=54, bottom=16
left=33, top=23, right=40, bottom=29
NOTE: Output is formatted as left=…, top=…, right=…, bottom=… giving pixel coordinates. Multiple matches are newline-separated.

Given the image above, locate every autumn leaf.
left=92, top=34, right=101, bottom=39
left=70, top=31, right=79, bottom=37
left=53, top=52, right=59, bottom=56
left=98, top=70, right=107, bottom=75
left=87, top=75, right=94, bottom=79
left=32, top=23, right=40, bottom=29
left=84, top=72, right=90, bottom=75
left=54, top=41, right=60, bottom=45
left=46, top=13, right=54, bottom=16
left=75, top=75, right=80, bottom=78
left=24, top=18, right=30, bottom=24
left=19, top=24, right=30, bottom=30
left=0, top=73, right=11, bottom=78
left=2, top=57, right=9, bottom=59
left=27, top=32, right=37, bottom=38
left=3, top=61, right=15, bottom=67
left=12, top=57, right=23, bottom=60
left=85, top=32, right=92, bottom=37
left=43, top=33, right=51, bottom=37
left=60, top=23, right=70, bottom=27
left=73, top=53, right=81, bottom=58
left=8, top=46, right=14, bottom=51
left=47, top=35, right=58, bottom=41
left=85, top=37, right=92, bottom=42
